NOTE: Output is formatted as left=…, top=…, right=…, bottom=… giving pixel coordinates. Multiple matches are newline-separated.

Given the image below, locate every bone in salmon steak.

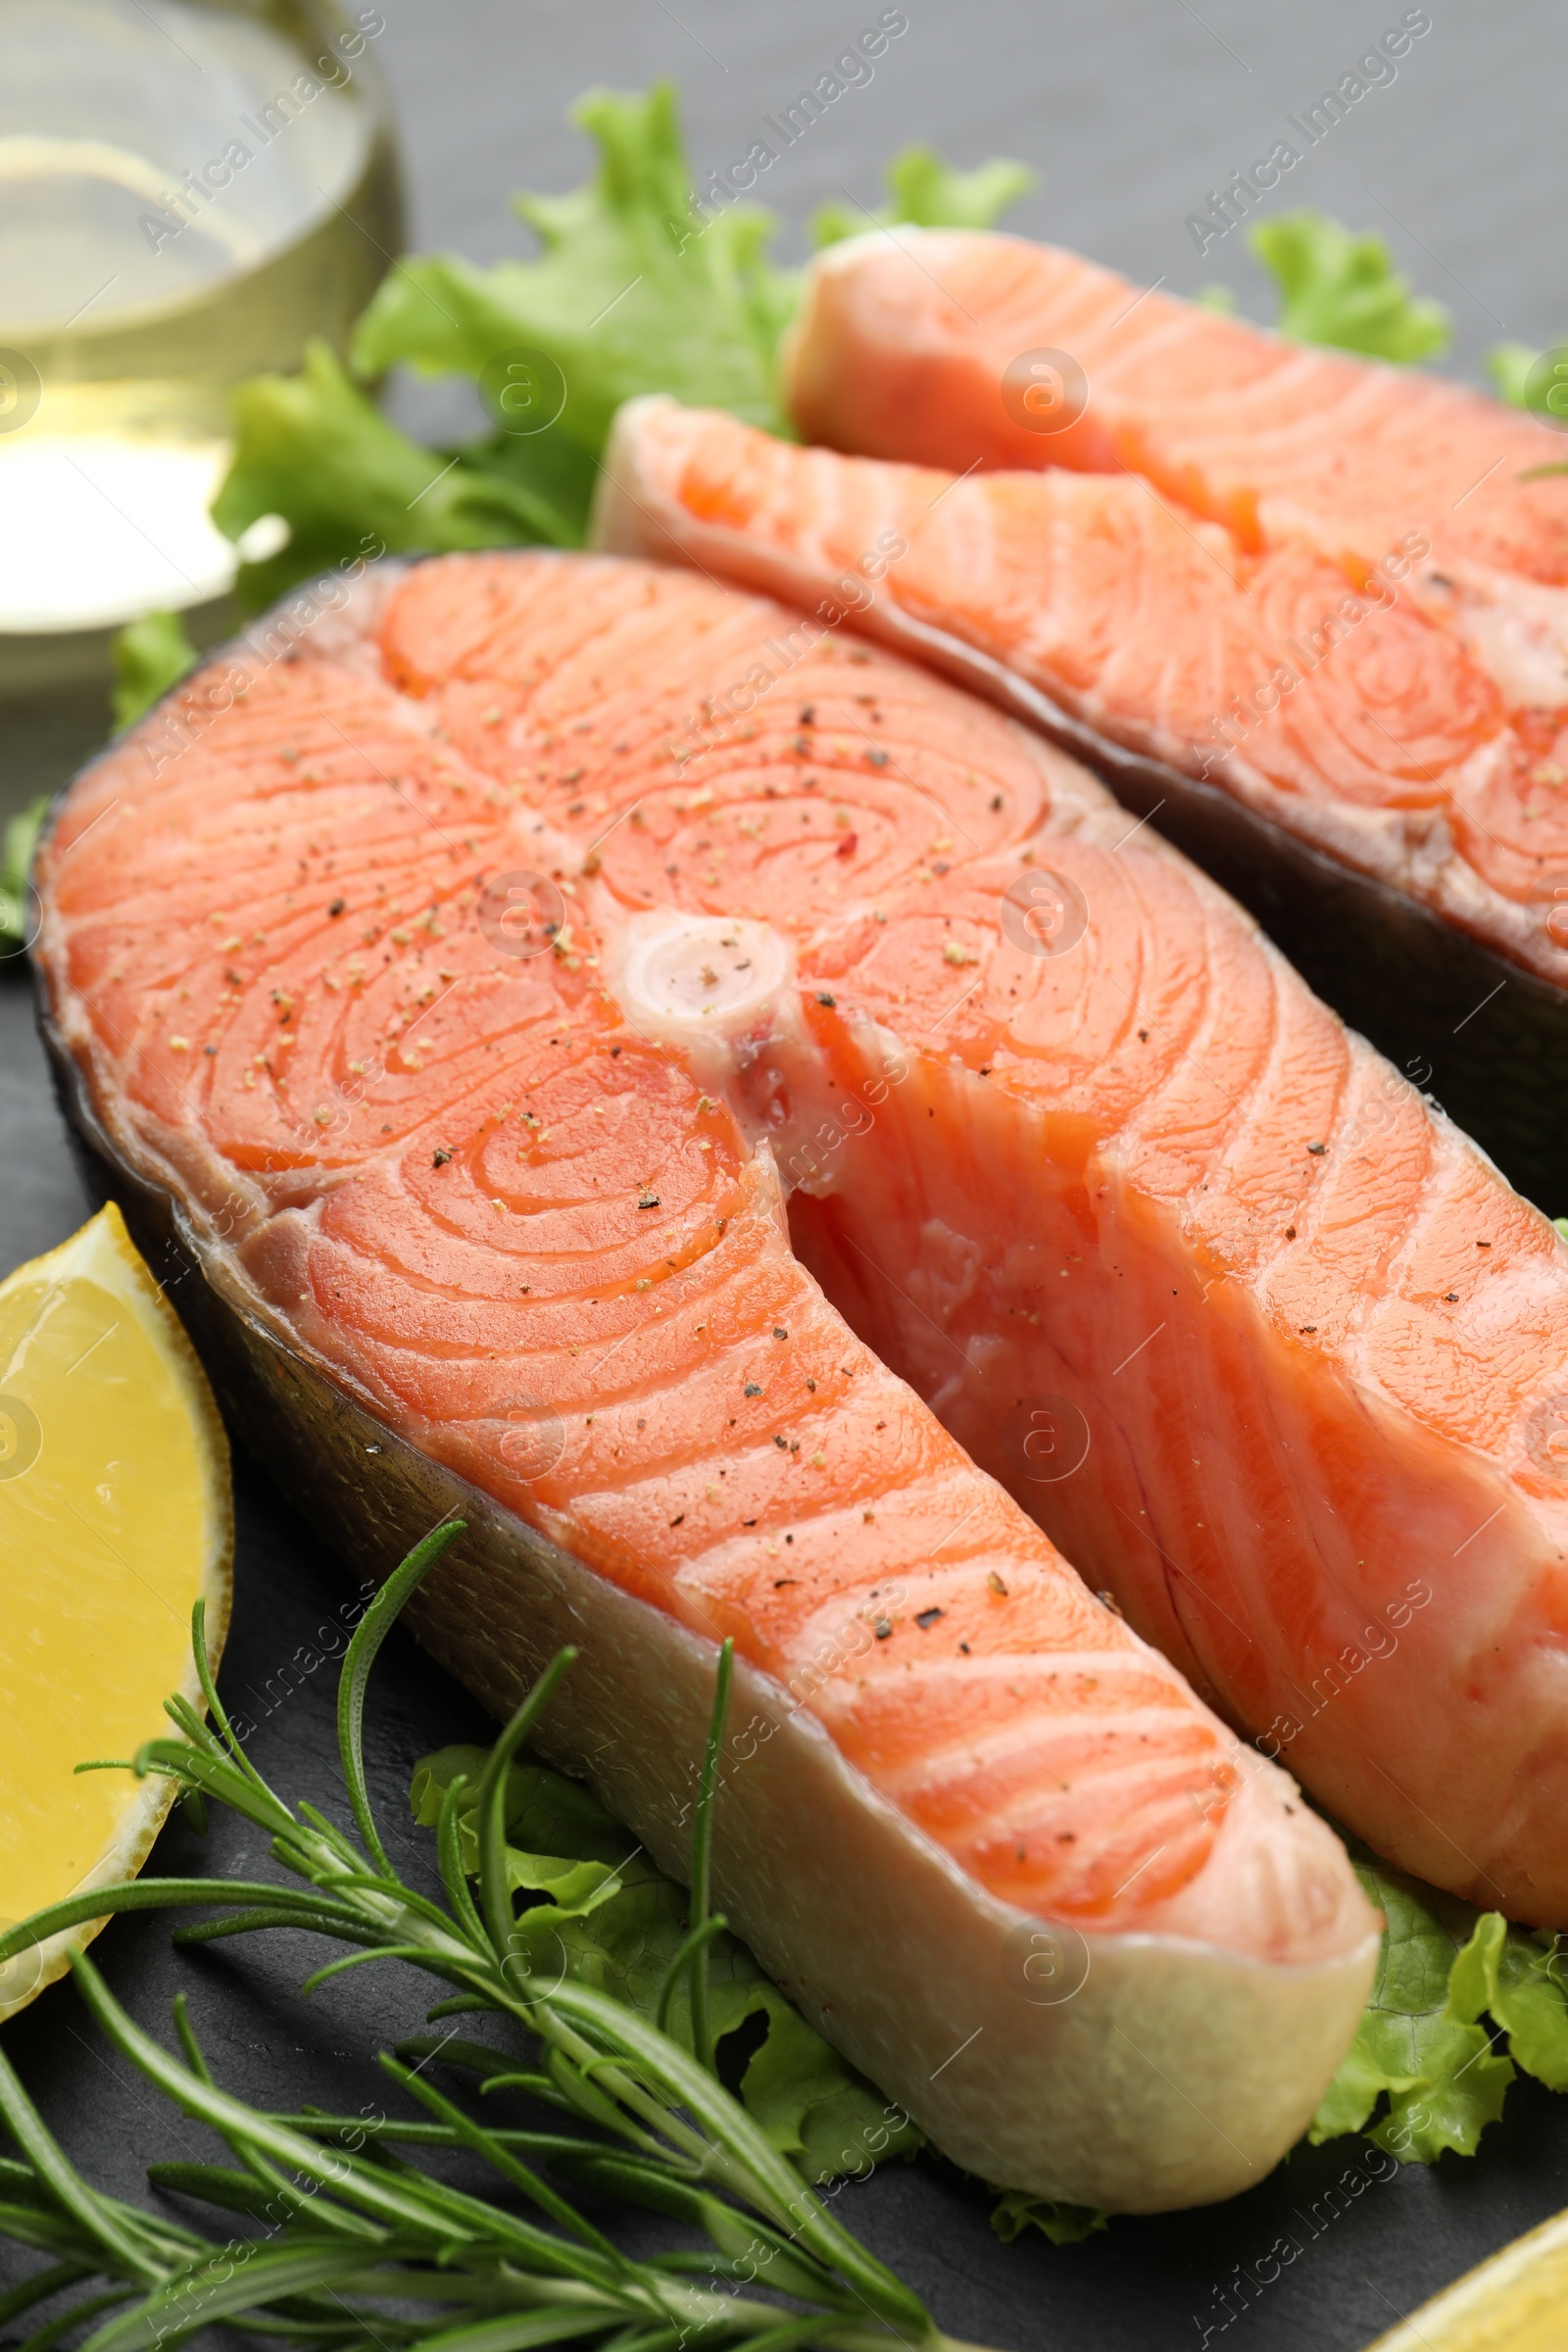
left=32, top=551, right=1376, bottom=2214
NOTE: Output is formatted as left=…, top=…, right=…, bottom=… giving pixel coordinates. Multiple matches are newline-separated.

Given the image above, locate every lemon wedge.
left=1363, top=2209, right=1568, bottom=2348
left=0, top=1201, right=231, bottom=2019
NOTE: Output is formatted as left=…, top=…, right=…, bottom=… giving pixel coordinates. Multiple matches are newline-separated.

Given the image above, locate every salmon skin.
left=781, top=229, right=1568, bottom=1207
left=31, top=552, right=1377, bottom=2214
left=596, top=408, right=1568, bottom=1926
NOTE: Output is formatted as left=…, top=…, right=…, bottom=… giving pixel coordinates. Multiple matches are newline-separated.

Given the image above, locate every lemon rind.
left=0, top=1203, right=232, bottom=2023
left=1361, top=2203, right=1568, bottom=2349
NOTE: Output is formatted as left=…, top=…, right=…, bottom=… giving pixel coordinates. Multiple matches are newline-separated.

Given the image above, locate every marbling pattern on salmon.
left=33, top=550, right=1379, bottom=2212
left=595, top=438, right=1568, bottom=1925
left=783, top=229, right=1568, bottom=990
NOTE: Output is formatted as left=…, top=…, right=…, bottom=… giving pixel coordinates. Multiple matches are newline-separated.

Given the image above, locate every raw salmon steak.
left=779, top=229, right=1568, bottom=1201
left=595, top=414, right=1568, bottom=1925
left=32, top=553, right=1377, bottom=2214
left=785, top=227, right=1568, bottom=655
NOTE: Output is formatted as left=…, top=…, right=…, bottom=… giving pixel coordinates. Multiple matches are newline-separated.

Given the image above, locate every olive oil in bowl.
left=0, top=0, right=403, bottom=642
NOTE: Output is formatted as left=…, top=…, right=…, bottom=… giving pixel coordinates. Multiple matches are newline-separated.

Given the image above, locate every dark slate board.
left=6, top=6, right=1568, bottom=2345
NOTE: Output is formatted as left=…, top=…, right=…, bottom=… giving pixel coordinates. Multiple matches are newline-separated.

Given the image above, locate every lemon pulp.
left=0, top=1201, right=231, bottom=2014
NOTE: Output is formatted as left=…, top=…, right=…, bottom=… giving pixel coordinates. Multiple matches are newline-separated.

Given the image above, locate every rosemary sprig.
left=0, top=1524, right=1003, bottom=2352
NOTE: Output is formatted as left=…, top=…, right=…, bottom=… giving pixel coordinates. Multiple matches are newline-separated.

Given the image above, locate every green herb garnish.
left=210, top=341, right=583, bottom=610
left=409, top=1735, right=924, bottom=2188
left=0, top=1526, right=998, bottom=2351
left=353, top=85, right=798, bottom=453
left=110, top=612, right=199, bottom=732
left=1487, top=340, right=1548, bottom=409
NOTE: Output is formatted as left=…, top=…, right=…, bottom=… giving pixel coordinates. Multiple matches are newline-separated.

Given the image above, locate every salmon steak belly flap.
left=780, top=231, right=1568, bottom=1203
left=31, top=552, right=1375, bottom=2213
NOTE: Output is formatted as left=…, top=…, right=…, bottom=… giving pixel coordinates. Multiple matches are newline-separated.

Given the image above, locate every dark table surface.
left=7, top=6, right=1568, bottom=2348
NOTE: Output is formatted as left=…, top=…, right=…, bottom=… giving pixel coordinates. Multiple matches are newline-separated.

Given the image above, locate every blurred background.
left=375, top=0, right=1567, bottom=372
left=6, top=0, right=1567, bottom=817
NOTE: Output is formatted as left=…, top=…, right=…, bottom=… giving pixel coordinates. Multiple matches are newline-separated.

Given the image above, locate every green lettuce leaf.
left=811, top=145, right=1033, bottom=247
left=0, top=796, right=47, bottom=954
left=351, top=83, right=797, bottom=458
left=1488, top=340, right=1544, bottom=408
left=990, top=2191, right=1108, bottom=2247
left=1248, top=210, right=1450, bottom=362
left=443, top=423, right=601, bottom=548
left=111, top=611, right=198, bottom=731
left=1308, top=1847, right=1568, bottom=2163
left=411, top=1743, right=924, bottom=2186
left=215, top=91, right=1036, bottom=606
left=1450, top=1909, right=1568, bottom=2091
left=1486, top=338, right=1568, bottom=455
left=212, top=341, right=574, bottom=609
left=738, top=1994, right=919, bottom=2184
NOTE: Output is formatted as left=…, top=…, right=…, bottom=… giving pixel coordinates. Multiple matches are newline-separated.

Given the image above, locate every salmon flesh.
left=30, top=552, right=1383, bottom=2213
left=595, top=419, right=1568, bottom=1929
left=779, top=229, right=1568, bottom=1203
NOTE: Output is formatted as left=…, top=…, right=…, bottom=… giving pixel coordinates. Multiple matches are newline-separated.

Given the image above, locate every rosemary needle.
left=0, top=1526, right=1004, bottom=2352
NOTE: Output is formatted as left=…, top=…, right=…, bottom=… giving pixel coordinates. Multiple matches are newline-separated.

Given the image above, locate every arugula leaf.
left=811, top=145, right=1034, bottom=247
left=351, top=83, right=797, bottom=459
left=111, top=611, right=198, bottom=731
left=211, top=341, right=570, bottom=610
left=0, top=796, right=47, bottom=954
left=990, top=2191, right=1108, bottom=2247
left=412, top=1742, right=925, bottom=2186
left=1248, top=210, right=1450, bottom=362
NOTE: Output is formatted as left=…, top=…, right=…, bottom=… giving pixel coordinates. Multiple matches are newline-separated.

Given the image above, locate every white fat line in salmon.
left=1195, top=531, right=1433, bottom=774
left=1254, top=1580, right=1435, bottom=1761
left=137, top=8, right=387, bottom=257
left=1191, top=1056, right=1440, bottom=1278
left=1184, top=9, right=1433, bottom=255
left=136, top=535, right=388, bottom=780
left=669, top=9, right=909, bottom=256
left=668, top=531, right=908, bottom=769
left=1337, top=1053, right=1439, bottom=1147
